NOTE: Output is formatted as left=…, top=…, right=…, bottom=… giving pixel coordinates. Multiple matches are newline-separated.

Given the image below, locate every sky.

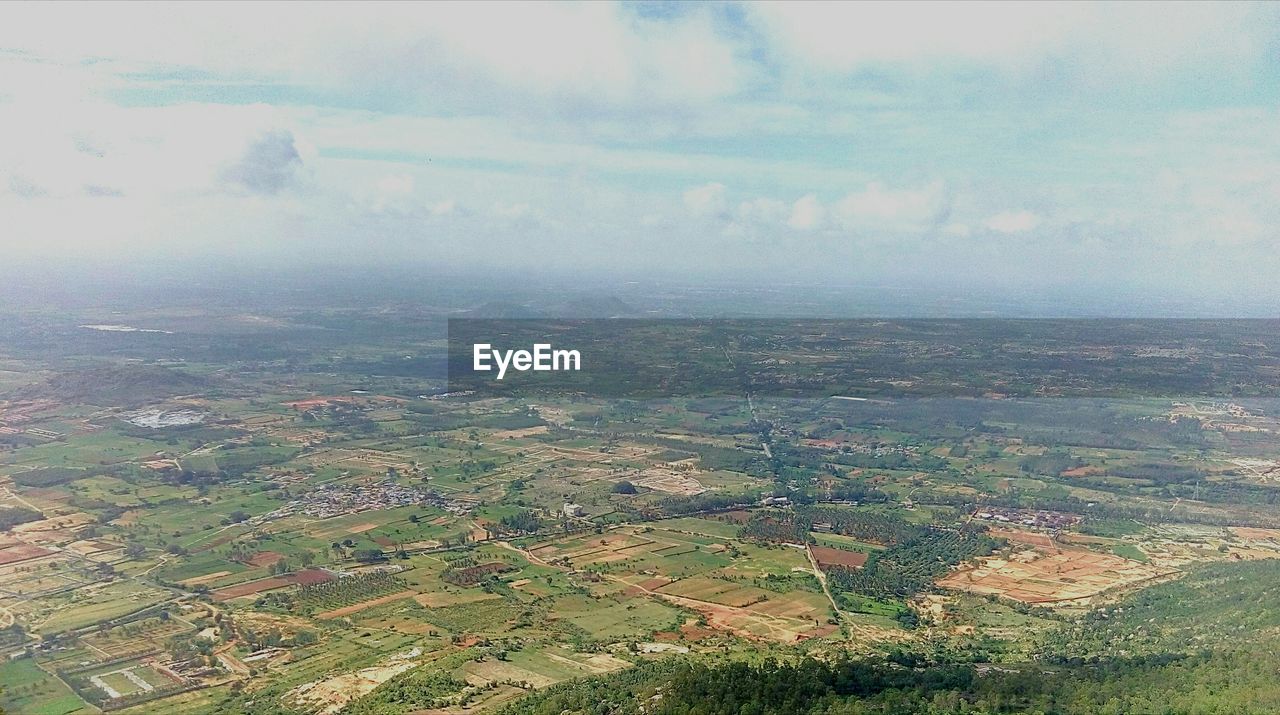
left=2, top=1, right=1279, bottom=305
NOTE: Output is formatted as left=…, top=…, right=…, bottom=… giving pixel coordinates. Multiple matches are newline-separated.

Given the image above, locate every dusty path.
left=805, top=543, right=845, bottom=620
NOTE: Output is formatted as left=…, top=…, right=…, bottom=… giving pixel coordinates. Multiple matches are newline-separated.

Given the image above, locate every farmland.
left=4, top=305, right=1280, bottom=714
left=937, top=529, right=1174, bottom=604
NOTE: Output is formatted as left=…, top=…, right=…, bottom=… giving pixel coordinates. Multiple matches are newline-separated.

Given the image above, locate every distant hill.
left=553, top=294, right=638, bottom=318
left=461, top=295, right=637, bottom=319
left=461, top=302, right=546, bottom=319
left=24, top=364, right=212, bottom=407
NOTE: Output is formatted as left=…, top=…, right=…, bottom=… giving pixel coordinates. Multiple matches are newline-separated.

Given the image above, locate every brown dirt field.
left=290, top=568, right=336, bottom=586
left=21, top=487, right=73, bottom=503
left=754, top=594, right=826, bottom=620
left=646, top=584, right=821, bottom=643
left=938, top=546, right=1172, bottom=604
left=491, top=425, right=550, bottom=440
left=465, top=659, right=556, bottom=688
left=679, top=621, right=716, bottom=640
left=348, top=522, right=379, bottom=534
left=212, top=576, right=291, bottom=601
left=289, top=657, right=418, bottom=714
left=13, top=512, right=92, bottom=534
left=64, top=539, right=120, bottom=555
left=246, top=551, right=285, bottom=567
left=0, top=543, right=53, bottom=565
left=1058, top=533, right=1113, bottom=546
left=317, top=590, right=417, bottom=619
left=811, top=546, right=868, bottom=569
left=179, top=570, right=233, bottom=586
left=719, top=510, right=753, bottom=524
left=1233, top=527, right=1280, bottom=541
left=111, top=509, right=143, bottom=526
left=210, top=569, right=333, bottom=601
left=804, top=624, right=839, bottom=639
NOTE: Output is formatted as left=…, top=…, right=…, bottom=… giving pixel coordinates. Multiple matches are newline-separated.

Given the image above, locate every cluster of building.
left=972, top=507, right=1081, bottom=529
left=804, top=438, right=916, bottom=457
left=256, top=480, right=438, bottom=522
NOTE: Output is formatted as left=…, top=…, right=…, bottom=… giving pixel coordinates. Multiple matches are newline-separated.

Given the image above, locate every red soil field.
left=246, top=551, right=285, bottom=567
left=0, top=543, right=53, bottom=565
left=211, top=568, right=333, bottom=601
left=810, top=546, right=868, bottom=569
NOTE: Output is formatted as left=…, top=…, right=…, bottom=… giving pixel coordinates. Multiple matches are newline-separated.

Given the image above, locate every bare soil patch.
left=317, top=590, right=417, bottom=619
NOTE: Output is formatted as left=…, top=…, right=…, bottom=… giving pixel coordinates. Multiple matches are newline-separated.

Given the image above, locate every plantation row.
left=294, top=571, right=405, bottom=609
left=825, top=526, right=1003, bottom=601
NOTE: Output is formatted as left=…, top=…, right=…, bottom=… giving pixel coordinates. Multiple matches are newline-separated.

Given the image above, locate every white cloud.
left=2, top=1, right=1280, bottom=297
left=362, top=173, right=415, bottom=213
left=787, top=194, right=824, bottom=231
left=0, top=94, right=307, bottom=202
left=750, top=1, right=1064, bottom=70
left=0, top=3, right=744, bottom=112
left=735, top=197, right=788, bottom=224
left=683, top=182, right=728, bottom=218
left=428, top=198, right=457, bottom=217
left=832, top=180, right=947, bottom=232
left=492, top=201, right=531, bottom=219
left=748, top=1, right=1274, bottom=83
left=983, top=210, right=1041, bottom=234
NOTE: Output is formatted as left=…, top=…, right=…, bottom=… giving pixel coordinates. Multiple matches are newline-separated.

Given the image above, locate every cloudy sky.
left=2, top=1, right=1279, bottom=301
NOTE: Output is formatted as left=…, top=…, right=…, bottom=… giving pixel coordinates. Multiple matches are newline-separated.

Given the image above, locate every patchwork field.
left=7, top=317, right=1280, bottom=715
left=210, top=568, right=334, bottom=601
left=521, top=524, right=835, bottom=643
left=939, top=530, right=1173, bottom=604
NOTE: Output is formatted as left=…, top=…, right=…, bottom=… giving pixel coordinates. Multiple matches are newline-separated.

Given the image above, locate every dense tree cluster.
left=0, top=506, right=44, bottom=530
left=497, top=649, right=1280, bottom=715
left=825, top=526, right=1002, bottom=601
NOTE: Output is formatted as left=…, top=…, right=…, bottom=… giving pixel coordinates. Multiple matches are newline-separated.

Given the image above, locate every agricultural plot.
left=938, top=530, right=1174, bottom=604
left=66, top=657, right=187, bottom=710
left=525, top=527, right=833, bottom=643
left=0, top=541, right=54, bottom=565
left=16, top=316, right=1280, bottom=715
left=810, top=545, right=868, bottom=570
left=657, top=576, right=772, bottom=607
left=17, top=579, right=171, bottom=634
left=631, top=465, right=708, bottom=495
left=0, top=657, right=89, bottom=715
left=210, top=568, right=334, bottom=601
left=464, top=646, right=631, bottom=690
left=548, top=593, right=684, bottom=640
left=79, top=617, right=194, bottom=659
